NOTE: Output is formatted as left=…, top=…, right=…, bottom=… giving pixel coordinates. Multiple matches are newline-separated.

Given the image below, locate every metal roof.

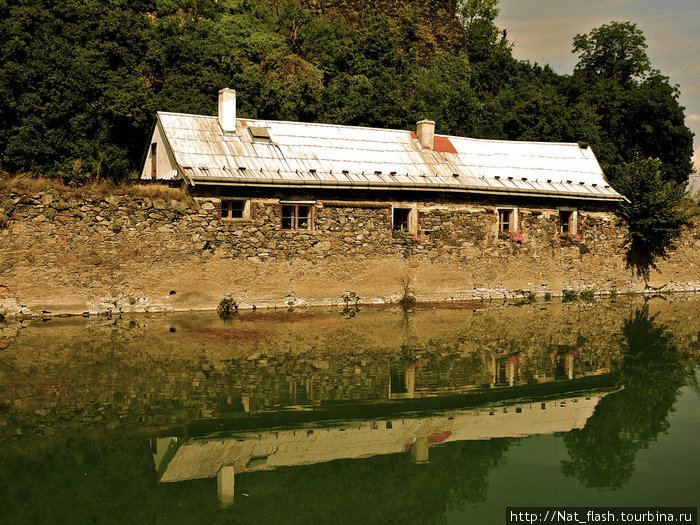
left=151, top=112, right=623, bottom=201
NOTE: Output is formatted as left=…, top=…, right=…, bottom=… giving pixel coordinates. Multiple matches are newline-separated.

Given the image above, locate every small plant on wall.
left=509, top=231, right=524, bottom=243
left=559, top=233, right=582, bottom=246
left=392, top=230, right=423, bottom=243
left=499, top=230, right=523, bottom=242
left=398, top=272, right=417, bottom=306
left=580, top=289, right=596, bottom=301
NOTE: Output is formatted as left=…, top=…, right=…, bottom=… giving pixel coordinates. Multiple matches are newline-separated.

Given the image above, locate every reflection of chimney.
left=416, top=119, right=435, bottom=150
left=410, top=437, right=429, bottom=464
left=217, top=464, right=235, bottom=507
left=218, top=88, right=236, bottom=133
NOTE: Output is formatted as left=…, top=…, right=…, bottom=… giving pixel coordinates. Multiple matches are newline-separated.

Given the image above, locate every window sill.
left=220, top=218, right=252, bottom=224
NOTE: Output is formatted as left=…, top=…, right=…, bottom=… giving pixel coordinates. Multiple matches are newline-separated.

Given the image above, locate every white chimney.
left=218, top=88, right=236, bottom=133
left=416, top=119, right=435, bottom=150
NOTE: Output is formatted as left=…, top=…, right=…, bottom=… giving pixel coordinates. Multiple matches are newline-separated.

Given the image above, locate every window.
left=497, top=208, right=517, bottom=233
left=222, top=200, right=244, bottom=219
left=248, top=126, right=271, bottom=142
left=218, top=199, right=250, bottom=221
left=393, top=208, right=410, bottom=231
left=559, top=209, right=576, bottom=234
left=281, top=204, right=312, bottom=230
left=392, top=204, right=417, bottom=234
left=150, top=143, right=157, bottom=179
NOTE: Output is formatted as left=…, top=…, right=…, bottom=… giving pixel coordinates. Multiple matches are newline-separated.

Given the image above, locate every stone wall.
left=0, top=188, right=699, bottom=316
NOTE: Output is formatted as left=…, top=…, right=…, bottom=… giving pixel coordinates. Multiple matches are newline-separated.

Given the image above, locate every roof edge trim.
left=187, top=177, right=624, bottom=202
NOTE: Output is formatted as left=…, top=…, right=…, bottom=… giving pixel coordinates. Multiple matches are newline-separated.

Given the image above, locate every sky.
left=494, top=0, right=700, bottom=188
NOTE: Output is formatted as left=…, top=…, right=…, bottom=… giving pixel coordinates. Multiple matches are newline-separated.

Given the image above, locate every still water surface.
left=0, top=297, right=698, bottom=523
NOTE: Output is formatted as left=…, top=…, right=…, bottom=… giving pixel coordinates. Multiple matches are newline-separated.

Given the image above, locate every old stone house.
left=140, top=88, right=623, bottom=260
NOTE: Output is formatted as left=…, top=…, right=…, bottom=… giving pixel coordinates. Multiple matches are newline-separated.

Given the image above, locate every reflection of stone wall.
left=2, top=189, right=699, bottom=315
left=3, top=298, right=697, bottom=439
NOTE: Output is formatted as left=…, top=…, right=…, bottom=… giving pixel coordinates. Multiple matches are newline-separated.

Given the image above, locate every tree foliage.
left=610, top=158, right=693, bottom=281
left=0, top=0, right=694, bottom=193
left=572, top=22, right=651, bottom=84
left=568, top=22, right=694, bottom=185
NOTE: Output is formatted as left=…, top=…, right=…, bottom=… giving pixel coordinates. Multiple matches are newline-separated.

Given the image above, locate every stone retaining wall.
left=0, top=189, right=699, bottom=316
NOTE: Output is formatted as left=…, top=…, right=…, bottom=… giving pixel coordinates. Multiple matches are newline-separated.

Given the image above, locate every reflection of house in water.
left=389, top=363, right=416, bottom=399
left=153, top=390, right=610, bottom=506
left=488, top=348, right=605, bottom=388
left=219, top=349, right=611, bottom=417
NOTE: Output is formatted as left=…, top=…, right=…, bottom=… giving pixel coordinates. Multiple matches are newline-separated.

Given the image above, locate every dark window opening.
left=390, top=368, right=408, bottom=394
left=221, top=200, right=245, bottom=219
left=281, top=204, right=312, bottom=231
left=393, top=208, right=411, bottom=231
left=559, top=210, right=574, bottom=234
left=150, top=143, right=157, bottom=179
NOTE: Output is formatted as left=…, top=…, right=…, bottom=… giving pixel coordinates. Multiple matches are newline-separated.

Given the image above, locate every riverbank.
left=1, top=184, right=699, bottom=318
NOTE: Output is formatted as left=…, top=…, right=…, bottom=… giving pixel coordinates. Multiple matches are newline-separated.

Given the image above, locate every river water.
left=1, top=297, right=698, bottom=523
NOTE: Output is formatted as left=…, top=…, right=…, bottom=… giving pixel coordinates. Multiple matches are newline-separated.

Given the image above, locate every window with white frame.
left=497, top=207, right=518, bottom=233
left=218, top=199, right=251, bottom=221
left=281, top=203, right=313, bottom=231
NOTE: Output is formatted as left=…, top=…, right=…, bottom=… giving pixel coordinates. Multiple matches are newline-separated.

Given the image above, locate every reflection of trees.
left=233, top=438, right=513, bottom=525
left=0, top=432, right=512, bottom=525
left=561, top=304, right=693, bottom=488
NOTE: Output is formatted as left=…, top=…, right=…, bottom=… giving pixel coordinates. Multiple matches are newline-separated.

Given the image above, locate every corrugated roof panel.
left=155, top=112, right=622, bottom=201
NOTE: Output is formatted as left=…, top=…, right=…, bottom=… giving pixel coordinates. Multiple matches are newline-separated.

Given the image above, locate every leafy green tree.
left=0, top=1, right=694, bottom=193
left=572, top=21, right=650, bottom=84
left=611, top=158, right=693, bottom=283
left=414, top=52, right=481, bottom=136
left=457, top=0, right=501, bottom=63
left=570, top=22, right=694, bottom=186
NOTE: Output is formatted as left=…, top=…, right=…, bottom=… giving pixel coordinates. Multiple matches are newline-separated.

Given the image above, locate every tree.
left=611, top=158, right=693, bottom=283
left=570, top=22, right=695, bottom=186
left=572, top=21, right=650, bottom=84
left=457, top=0, right=501, bottom=63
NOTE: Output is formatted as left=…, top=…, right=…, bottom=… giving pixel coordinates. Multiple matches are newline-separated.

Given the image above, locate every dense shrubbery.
left=0, top=1, right=693, bottom=186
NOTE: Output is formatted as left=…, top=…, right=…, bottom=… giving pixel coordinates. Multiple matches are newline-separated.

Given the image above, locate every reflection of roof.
left=156, top=392, right=608, bottom=482
left=155, top=112, right=622, bottom=201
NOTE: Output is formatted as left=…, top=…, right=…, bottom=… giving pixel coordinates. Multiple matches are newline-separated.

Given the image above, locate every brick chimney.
left=218, top=88, right=236, bottom=132
left=416, top=119, right=435, bottom=150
